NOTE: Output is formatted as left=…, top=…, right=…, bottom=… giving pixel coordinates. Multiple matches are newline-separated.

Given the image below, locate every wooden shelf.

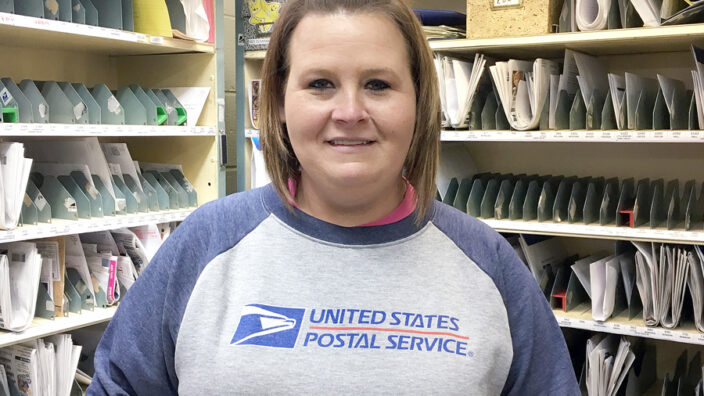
left=0, top=12, right=214, bottom=56
left=430, top=24, right=704, bottom=57
left=0, top=124, right=216, bottom=137
left=554, top=305, right=704, bottom=346
left=0, top=208, right=195, bottom=244
left=0, top=307, right=115, bottom=348
left=481, top=219, right=704, bottom=244
left=244, top=50, right=267, bottom=60
left=441, top=130, right=704, bottom=143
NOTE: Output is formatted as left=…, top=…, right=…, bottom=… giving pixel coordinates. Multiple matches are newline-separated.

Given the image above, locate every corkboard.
left=467, top=0, right=562, bottom=39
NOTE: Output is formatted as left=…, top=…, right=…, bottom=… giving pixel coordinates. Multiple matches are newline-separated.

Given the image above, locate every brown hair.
left=259, top=0, right=441, bottom=223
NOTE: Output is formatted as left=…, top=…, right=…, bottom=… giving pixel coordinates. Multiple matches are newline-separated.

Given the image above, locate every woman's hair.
left=259, top=0, right=441, bottom=223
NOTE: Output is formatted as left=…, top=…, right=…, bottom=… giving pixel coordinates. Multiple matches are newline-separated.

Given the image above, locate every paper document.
left=166, top=87, right=211, bottom=126
left=576, top=0, right=613, bottom=30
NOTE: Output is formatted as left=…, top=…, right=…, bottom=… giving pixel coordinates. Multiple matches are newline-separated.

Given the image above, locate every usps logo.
left=231, top=304, right=305, bottom=348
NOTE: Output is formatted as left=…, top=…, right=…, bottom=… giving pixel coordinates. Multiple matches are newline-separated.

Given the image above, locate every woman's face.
left=281, top=12, right=416, bottom=196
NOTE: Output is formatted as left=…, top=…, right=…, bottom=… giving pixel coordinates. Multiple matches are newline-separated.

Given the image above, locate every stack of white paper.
left=633, top=242, right=662, bottom=326
left=691, top=45, right=704, bottom=130
left=689, top=246, right=704, bottom=332
left=633, top=242, right=691, bottom=329
left=585, top=334, right=636, bottom=396
left=0, top=242, right=43, bottom=332
left=518, top=235, right=569, bottom=282
left=576, top=0, right=612, bottom=30
left=433, top=53, right=489, bottom=129
left=490, top=58, right=559, bottom=130
left=0, top=142, right=33, bottom=230
left=0, top=335, right=82, bottom=396
left=65, top=235, right=97, bottom=310
left=660, top=246, right=690, bottom=329
left=129, top=224, right=164, bottom=262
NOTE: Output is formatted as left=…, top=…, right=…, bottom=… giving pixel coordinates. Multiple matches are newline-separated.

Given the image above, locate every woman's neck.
left=294, top=176, right=406, bottom=227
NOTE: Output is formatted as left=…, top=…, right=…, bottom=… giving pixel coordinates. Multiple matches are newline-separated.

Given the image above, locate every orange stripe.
left=308, top=326, right=469, bottom=340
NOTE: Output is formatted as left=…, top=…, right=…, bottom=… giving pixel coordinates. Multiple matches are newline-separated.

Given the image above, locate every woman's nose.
left=330, top=89, right=369, bottom=126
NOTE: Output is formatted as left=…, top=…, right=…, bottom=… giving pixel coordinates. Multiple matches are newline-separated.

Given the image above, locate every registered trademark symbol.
left=467, top=351, right=475, bottom=357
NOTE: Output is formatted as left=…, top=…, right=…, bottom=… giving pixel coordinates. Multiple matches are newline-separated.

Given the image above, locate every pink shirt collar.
left=287, top=178, right=417, bottom=227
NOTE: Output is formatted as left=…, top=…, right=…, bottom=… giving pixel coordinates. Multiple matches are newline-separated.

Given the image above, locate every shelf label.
left=150, top=36, right=164, bottom=44
left=492, top=0, right=522, bottom=8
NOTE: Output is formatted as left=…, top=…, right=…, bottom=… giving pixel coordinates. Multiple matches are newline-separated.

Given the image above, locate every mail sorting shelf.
left=0, top=11, right=214, bottom=56
left=0, top=125, right=216, bottom=137
left=0, top=208, right=194, bottom=244
left=440, top=130, right=704, bottom=143
left=0, top=307, right=116, bottom=349
left=553, top=306, right=704, bottom=346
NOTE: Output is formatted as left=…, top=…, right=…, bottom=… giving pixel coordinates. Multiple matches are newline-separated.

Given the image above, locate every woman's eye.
left=309, top=79, right=333, bottom=90
left=366, top=79, right=390, bottom=91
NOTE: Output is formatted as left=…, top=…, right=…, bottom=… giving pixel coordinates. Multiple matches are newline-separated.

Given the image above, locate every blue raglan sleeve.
left=86, top=209, right=212, bottom=395
left=496, top=238, right=580, bottom=396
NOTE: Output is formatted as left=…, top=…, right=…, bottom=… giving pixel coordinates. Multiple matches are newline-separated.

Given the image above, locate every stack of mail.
left=129, top=224, right=164, bottom=262
left=585, top=334, right=635, bottom=396
left=633, top=242, right=691, bottom=328
left=0, top=335, right=81, bottom=396
left=571, top=253, right=632, bottom=322
left=434, top=53, right=489, bottom=129
left=0, top=142, right=32, bottom=230
left=0, top=242, right=42, bottom=332
left=688, top=246, right=704, bottom=332
left=490, top=58, right=559, bottom=130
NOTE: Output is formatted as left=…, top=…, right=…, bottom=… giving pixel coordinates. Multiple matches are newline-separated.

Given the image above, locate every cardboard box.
left=466, top=0, right=562, bottom=39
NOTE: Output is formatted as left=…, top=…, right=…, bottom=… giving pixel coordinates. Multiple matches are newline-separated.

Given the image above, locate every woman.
left=89, top=0, right=579, bottom=394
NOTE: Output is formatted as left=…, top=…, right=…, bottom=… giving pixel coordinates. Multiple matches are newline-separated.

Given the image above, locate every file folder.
left=615, top=178, right=636, bottom=227
left=72, top=83, right=101, bottom=124
left=481, top=93, right=498, bottom=130
left=31, top=173, right=78, bottom=220
left=467, top=178, right=485, bottom=217
left=600, top=178, right=621, bottom=225
left=19, top=80, right=50, bottom=123
left=160, top=89, right=187, bottom=125
left=647, top=179, right=665, bottom=228
left=25, top=180, right=51, bottom=223
left=91, top=84, right=125, bottom=125
left=112, top=174, right=137, bottom=213
left=0, top=80, right=19, bottom=123
left=71, top=171, right=103, bottom=218
left=80, top=0, right=98, bottom=26
left=0, top=0, right=12, bottom=13
left=129, top=85, right=162, bottom=125
left=442, top=177, right=459, bottom=206
left=123, top=174, right=148, bottom=212
left=90, top=0, right=123, bottom=30
left=57, top=175, right=91, bottom=219
left=138, top=174, right=159, bottom=211
left=452, top=178, right=472, bottom=213
left=143, top=172, right=178, bottom=209
left=14, top=0, right=43, bottom=17
left=1, top=78, right=32, bottom=123
left=509, top=176, right=530, bottom=220
left=116, top=87, right=147, bottom=125
left=480, top=178, right=501, bottom=218
left=160, top=171, right=189, bottom=208
left=553, top=176, right=577, bottom=222
left=91, top=175, right=116, bottom=216
left=35, top=283, right=55, bottom=319
left=165, top=0, right=187, bottom=34
left=494, top=178, right=516, bottom=220
left=122, top=0, right=134, bottom=31
left=58, top=0, right=72, bottom=22
left=40, top=81, right=76, bottom=124
left=63, top=274, right=83, bottom=313
left=58, top=82, right=89, bottom=124
left=140, top=172, right=168, bottom=210
left=72, top=0, right=86, bottom=24
left=685, top=182, right=704, bottom=230
left=569, top=90, right=586, bottom=130
left=601, top=91, right=617, bottom=130
left=66, top=267, right=94, bottom=310
left=20, top=192, right=38, bottom=226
